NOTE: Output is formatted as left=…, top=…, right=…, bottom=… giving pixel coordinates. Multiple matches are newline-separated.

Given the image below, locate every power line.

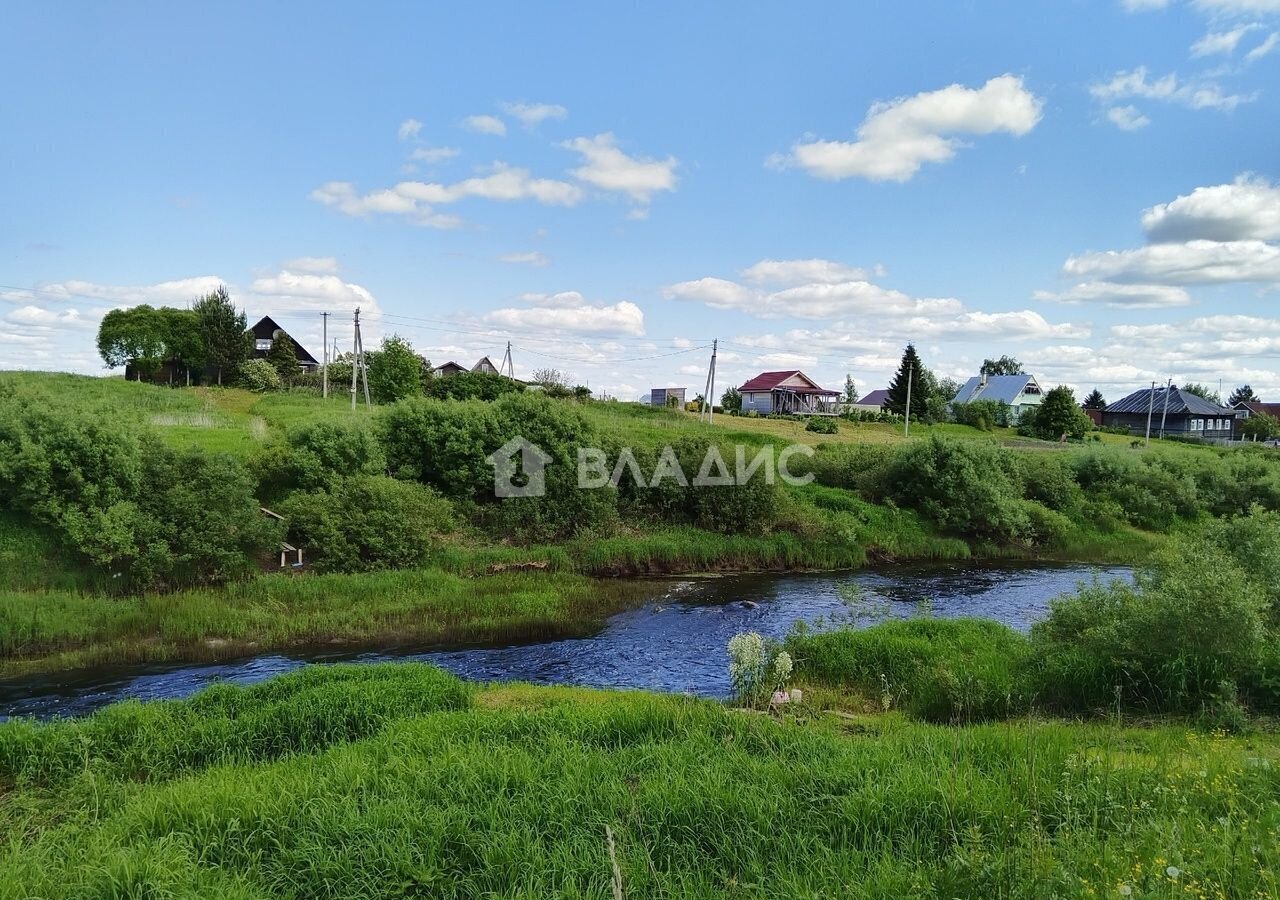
left=511, top=342, right=711, bottom=364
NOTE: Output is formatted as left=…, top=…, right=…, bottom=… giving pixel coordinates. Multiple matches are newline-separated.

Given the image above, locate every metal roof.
left=856, top=389, right=889, bottom=406
left=952, top=374, right=1038, bottom=406
left=1105, top=386, right=1233, bottom=416
left=738, top=370, right=837, bottom=394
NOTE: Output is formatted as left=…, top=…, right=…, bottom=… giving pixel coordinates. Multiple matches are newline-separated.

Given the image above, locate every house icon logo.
left=486, top=436, right=552, bottom=498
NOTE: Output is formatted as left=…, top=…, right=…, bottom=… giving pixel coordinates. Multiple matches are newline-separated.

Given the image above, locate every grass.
left=0, top=664, right=1277, bottom=898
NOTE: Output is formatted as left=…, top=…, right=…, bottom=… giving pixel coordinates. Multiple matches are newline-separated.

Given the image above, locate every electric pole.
left=1144, top=380, right=1156, bottom=446
left=500, top=341, right=514, bottom=378
left=350, top=307, right=371, bottom=410
left=321, top=311, right=329, bottom=399
left=903, top=365, right=914, bottom=437
left=700, top=340, right=718, bottom=423
left=1158, top=377, right=1171, bottom=438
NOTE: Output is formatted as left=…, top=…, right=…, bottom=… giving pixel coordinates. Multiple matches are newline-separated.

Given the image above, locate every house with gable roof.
left=951, top=373, right=1044, bottom=424
left=738, top=370, right=839, bottom=415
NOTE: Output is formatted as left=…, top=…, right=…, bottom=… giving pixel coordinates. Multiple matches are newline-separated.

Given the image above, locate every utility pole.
left=700, top=340, right=718, bottom=423
left=1144, top=380, right=1156, bottom=446
left=350, top=307, right=370, bottom=410
left=321, top=311, right=329, bottom=399
left=499, top=341, right=514, bottom=378
left=903, top=365, right=914, bottom=437
left=1158, top=377, right=1171, bottom=438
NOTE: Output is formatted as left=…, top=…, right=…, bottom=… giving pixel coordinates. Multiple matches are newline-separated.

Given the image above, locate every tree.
left=1182, top=382, right=1222, bottom=405
left=1228, top=384, right=1260, bottom=407
left=96, top=305, right=167, bottom=379
left=193, top=286, right=250, bottom=386
left=366, top=335, right=423, bottom=404
left=936, top=377, right=963, bottom=404
left=1241, top=412, right=1279, bottom=441
left=980, top=356, right=1025, bottom=376
left=721, top=386, right=742, bottom=413
left=842, top=374, right=857, bottom=405
left=159, top=308, right=204, bottom=385
left=266, top=329, right=300, bottom=382
left=531, top=367, right=569, bottom=389
left=884, top=344, right=928, bottom=420
left=1022, top=385, right=1091, bottom=440
left=1082, top=388, right=1107, bottom=410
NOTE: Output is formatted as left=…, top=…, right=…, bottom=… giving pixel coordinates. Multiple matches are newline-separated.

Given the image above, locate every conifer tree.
left=885, top=344, right=927, bottom=419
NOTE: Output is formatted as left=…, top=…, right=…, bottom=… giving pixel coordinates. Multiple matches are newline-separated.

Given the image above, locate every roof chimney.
left=980, top=371, right=988, bottom=388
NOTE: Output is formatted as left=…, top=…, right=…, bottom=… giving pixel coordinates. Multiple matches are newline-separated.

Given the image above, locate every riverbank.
left=2, top=664, right=1276, bottom=898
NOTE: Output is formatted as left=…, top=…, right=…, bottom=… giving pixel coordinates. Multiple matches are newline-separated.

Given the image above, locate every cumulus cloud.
left=483, top=292, right=645, bottom=336
left=0, top=275, right=226, bottom=307
left=499, top=101, right=567, bottom=127
left=462, top=114, right=506, bottom=136
left=248, top=267, right=379, bottom=315
left=398, top=118, right=423, bottom=140
left=1106, top=105, right=1152, bottom=130
left=312, top=166, right=582, bottom=227
left=409, top=146, right=460, bottom=163
left=1064, top=239, right=1280, bottom=284
left=1090, top=66, right=1256, bottom=114
left=740, top=258, right=871, bottom=285
left=282, top=256, right=340, bottom=275
left=1032, top=281, right=1192, bottom=308
left=775, top=74, right=1043, bottom=182
left=562, top=133, right=678, bottom=203
left=1141, top=174, right=1280, bottom=242
left=499, top=251, right=549, bottom=266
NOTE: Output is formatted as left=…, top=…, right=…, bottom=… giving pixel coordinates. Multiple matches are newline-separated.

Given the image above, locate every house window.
left=255, top=339, right=272, bottom=351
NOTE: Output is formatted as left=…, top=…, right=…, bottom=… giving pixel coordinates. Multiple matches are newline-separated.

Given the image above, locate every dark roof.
left=1237, top=401, right=1280, bottom=418
left=856, top=389, right=889, bottom=406
left=1105, top=386, right=1233, bottom=416
left=739, top=370, right=838, bottom=395
left=434, top=361, right=467, bottom=376
left=953, top=374, right=1039, bottom=405
left=249, top=316, right=318, bottom=365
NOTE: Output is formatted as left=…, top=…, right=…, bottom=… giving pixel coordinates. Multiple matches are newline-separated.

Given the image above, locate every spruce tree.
left=1082, top=388, right=1106, bottom=410
left=193, top=286, right=251, bottom=386
left=267, top=329, right=300, bottom=381
left=1228, top=384, right=1259, bottom=407
left=885, top=344, right=927, bottom=419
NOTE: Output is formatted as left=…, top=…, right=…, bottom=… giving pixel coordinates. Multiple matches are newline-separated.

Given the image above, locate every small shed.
left=650, top=387, right=687, bottom=408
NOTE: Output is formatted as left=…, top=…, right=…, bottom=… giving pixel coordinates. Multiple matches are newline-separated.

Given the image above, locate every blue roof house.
left=951, top=373, right=1044, bottom=424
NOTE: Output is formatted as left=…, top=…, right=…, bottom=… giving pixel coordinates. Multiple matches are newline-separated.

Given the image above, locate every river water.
left=0, top=562, right=1130, bottom=719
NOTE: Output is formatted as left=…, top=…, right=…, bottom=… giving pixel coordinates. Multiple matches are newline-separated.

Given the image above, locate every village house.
left=250, top=316, right=319, bottom=373
left=1232, top=399, right=1280, bottom=439
left=738, top=370, right=839, bottom=415
left=951, top=373, right=1044, bottom=423
left=125, top=314, right=317, bottom=383
left=850, top=389, right=889, bottom=412
left=1102, top=385, right=1237, bottom=440
left=433, top=356, right=501, bottom=377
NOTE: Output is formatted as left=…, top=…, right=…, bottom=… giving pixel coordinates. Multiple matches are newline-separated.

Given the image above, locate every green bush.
left=804, top=416, right=838, bottom=434
left=807, top=442, right=894, bottom=498
left=256, top=420, right=386, bottom=499
left=787, top=618, right=1032, bottom=722
left=365, top=335, right=423, bottom=404
left=278, top=475, right=453, bottom=573
left=237, top=358, right=282, bottom=392
left=1069, top=450, right=1199, bottom=531
left=424, top=371, right=524, bottom=401
left=1018, top=454, right=1083, bottom=511
left=885, top=436, right=1029, bottom=540
left=952, top=399, right=1010, bottom=431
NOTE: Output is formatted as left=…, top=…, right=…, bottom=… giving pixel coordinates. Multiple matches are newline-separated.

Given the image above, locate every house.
left=250, top=316, right=319, bottom=372
left=851, top=389, right=889, bottom=412
left=738, top=370, right=839, bottom=415
left=951, top=373, right=1044, bottom=424
left=1232, top=400, right=1280, bottom=439
left=1102, top=386, right=1237, bottom=440
left=649, top=387, right=687, bottom=408
left=434, top=356, right=506, bottom=377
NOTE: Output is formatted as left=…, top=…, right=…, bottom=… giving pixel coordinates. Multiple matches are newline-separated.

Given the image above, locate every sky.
left=3, top=0, right=1280, bottom=405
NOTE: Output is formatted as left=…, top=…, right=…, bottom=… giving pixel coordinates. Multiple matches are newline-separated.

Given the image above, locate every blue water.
left=0, top=562, right=1130, bottom=719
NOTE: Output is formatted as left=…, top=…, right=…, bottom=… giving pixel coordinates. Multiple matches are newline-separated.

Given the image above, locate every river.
left=0, top=562, right=1131, bottom=719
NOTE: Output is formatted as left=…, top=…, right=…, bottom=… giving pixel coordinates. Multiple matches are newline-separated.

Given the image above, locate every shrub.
left=237, top=359, right=282, bottom=392
left=727, top=632, right=792, bottom=708
left=952, top=399, right=1009, bottom=431
left=1017, top=386, right=1091, bottom=441
left=804, top=416, right=838, bottom=434
left=365, top=335, right=423, bottom=404
left=1018, top=454, right=1083, bottom=511
left=278, top=475, right=453, bottom=573
left=787, top=619, right=1032, bottom=722
left=885, top=436, right=1029, bottom=541
left=807, top=443, right=894, bottom=498
left=256, top=420, right=386, bottom=499
left=424, top=371, right=524, bottom=402
left=1070, top=450, right=1199, bottom=531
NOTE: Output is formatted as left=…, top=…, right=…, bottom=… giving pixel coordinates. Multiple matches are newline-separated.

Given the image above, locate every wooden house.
left=738, top=371, right=839, bottom=415
left=1102, top=386, right=1237, bottom=440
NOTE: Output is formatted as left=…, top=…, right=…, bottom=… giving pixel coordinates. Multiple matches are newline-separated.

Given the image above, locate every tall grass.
left=0, top=674, right=1277, bottom=898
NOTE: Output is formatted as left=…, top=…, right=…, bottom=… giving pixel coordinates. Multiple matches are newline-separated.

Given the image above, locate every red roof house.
left=738, top=370, right=839, bottom=415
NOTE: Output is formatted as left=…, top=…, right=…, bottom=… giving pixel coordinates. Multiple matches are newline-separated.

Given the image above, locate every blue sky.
left=3, top=0, right=1280, bottom=402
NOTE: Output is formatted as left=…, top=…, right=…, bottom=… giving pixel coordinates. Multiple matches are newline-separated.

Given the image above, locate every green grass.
left=1, top=665, right=1277, bottom=898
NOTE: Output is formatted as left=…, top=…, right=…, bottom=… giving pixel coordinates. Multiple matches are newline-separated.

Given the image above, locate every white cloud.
left=1106, top=105, right=1152, bottom=130
left=905, top=310, right=1090, bottom=340
left=1090, top=66, right=1256, bottom=112
left=282, top=256, right=340, bottom=275
left=499, top=251, right=549, bottom=266
left=1245, top=31, right=1280, bottom=62
left=777, top=74, right=1043, bottom=182
left=4, top=305, right=97, bottom=329
left=1141, top=174, right=1280, bottom=241
left=0, top=275, right=226, bottom=307
left=409, top=146, right=460, bottom=163
left=312, top=166, right=582, bottom=227
left=562, top=133, right=678, bottom=203
left=499, top=101, right=567, bottom=127
left=1193, top=0, right=1280, bottom=15
left=462, top=114, right=506, bottom=136
left=1191, top=24, right=1260, bottom=56
left=248, top=267, right=379, bottom=316
left=1122, top=0, right=1170, bottom=10
left=665, top=274, right=960, bottom=320
left=740, top=258, right=870, bottom=285
left=1063, top=239, right=1280, bottom=284
left=1032, top=281, right=1192, bottom=308
left=398, top=118, right=423, bottom=141
left=483, top=293, right=645, bottom=337
left=662, top=277, right=758, bottom=310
